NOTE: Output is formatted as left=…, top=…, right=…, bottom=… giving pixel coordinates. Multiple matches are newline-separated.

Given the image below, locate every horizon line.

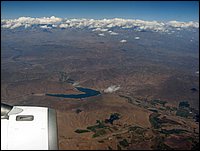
left=2, top=16, right=199, bottom=23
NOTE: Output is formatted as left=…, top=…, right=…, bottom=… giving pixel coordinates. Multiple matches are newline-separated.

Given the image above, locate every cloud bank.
left=1, top=16, right=199, bottom=33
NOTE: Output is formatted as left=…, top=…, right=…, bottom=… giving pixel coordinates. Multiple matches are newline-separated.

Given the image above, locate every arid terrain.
left=1, top=18, right=199, bottom=150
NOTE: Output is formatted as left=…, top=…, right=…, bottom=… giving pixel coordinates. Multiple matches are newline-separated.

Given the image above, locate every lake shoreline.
left=46, top=87, right=101, bottom=99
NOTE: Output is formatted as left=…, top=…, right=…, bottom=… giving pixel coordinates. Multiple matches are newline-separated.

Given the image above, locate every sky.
left=1, top=1, right=199, bottom=22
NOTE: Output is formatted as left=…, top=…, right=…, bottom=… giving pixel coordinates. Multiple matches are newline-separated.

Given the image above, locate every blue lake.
left=46, top=87, right=101, bottom=99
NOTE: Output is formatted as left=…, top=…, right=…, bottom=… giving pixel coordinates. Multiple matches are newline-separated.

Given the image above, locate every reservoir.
left=46, top=87, right=101, bottom=99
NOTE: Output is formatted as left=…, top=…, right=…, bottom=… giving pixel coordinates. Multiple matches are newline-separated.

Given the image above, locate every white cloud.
left=10, top=22, right=22, bottom=29
left=40, top=25, right=51, bottom=29
left=104, top=85, right=120, bottom=93
left=59, top=23, right=69, bottom=28
left=120, top=40, right=127, bottom=43
left=92, top=28, right=108, bottom=32
left=1, top=16, right=62, bottom=29
left=25, top=24, right=31, bottom=28
left=52, top=24, right=58, bottom=28
left=72, top=82, right=79, bottom=86
left=98, top=33, right=105, bottom=36
left=1, top=17, right=199, bottom=32
left=167, top=21, right=199, bottom=28
left=109, top=31, right=119, bottom=35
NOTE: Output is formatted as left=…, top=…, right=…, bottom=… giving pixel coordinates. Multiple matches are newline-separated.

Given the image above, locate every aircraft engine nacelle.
left=1, top=103, right=58, bottom=150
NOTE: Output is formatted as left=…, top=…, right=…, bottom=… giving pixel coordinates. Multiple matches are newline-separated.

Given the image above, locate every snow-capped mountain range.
left=1, top=16, right=199, bottom=33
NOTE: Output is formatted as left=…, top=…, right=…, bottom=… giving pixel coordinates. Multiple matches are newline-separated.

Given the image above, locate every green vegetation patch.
left=149, top=113, right=181, bottom=129
left=160, top=129, right=188, bottom=135
left=166, top=106, right=178, bottom=111
left=92, top=129, right=107, bottom=138
left=98, top=140, right=104, bottom=143
left=108, top=146, right=112, bottom=150
left=149, top=113, right=162, bottom=129
left=129, top=125, right=145, bottom=135
left=86, top=120, right=108, bottom=138
left=148, top=108, right=158, bottom=113
left=129, top=125, right=142, bottom=131
left=151, top=99, right=167, bottom=106
left=75, top=129, right=91, bottom=133
left=172, top=107, right=177, bottom=111
left=159, top=107, right=165, bottom=111
left=119, top=95, right=132, bottom=103
left=87, top=120, right=106, bottom=132
left=105, top=113, right=120, bottom=124
left=119, top=139, right=129, bottom=148
left=179, top=101, right=190, bottom=108
left=75, top=109, right=82, bottom=114
left=112, top=113, right=120, bottom=117
left=160, top=116, right=181, bottom=125
left=176, top=108, right=190, bottom=118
